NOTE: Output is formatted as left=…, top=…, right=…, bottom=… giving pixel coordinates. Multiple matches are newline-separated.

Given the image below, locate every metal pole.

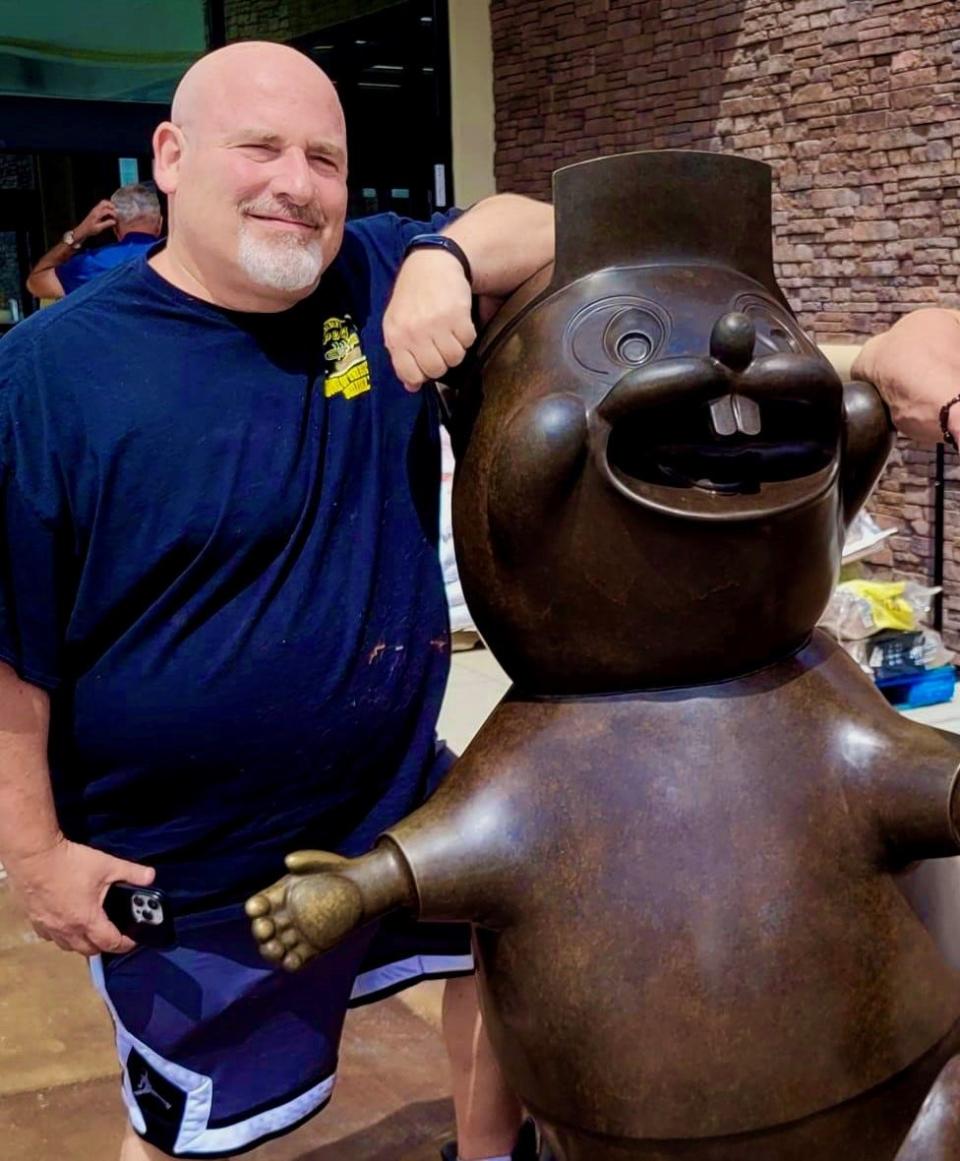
left=934, top=442, right=945, bottom=631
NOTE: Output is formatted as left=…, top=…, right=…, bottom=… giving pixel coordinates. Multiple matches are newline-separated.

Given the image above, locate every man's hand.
left=5, top=836, right=155, bottom=956
left=852, top=309, right=960, bottom=445
left=383, top=248, right=476, bottom=391
left=73, top=199, right=118, bottom=244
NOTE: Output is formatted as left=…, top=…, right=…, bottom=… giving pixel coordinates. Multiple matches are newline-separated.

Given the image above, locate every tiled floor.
left=900, top=690, right=960, bottom=733
left=437, top=643, right=510, bottom=754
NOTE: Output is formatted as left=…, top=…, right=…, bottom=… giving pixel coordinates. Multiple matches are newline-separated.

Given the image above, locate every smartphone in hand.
left=103, top=883, right=176, bottom=950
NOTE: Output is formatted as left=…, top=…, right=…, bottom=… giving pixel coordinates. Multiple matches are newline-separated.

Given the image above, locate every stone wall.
left=490, top=0, right=960, bottom=642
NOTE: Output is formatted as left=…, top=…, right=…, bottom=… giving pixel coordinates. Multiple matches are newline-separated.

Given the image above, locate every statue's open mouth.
left=607, top=426, right=836, bottom=497
left=594, top=353, right=842, bottom=520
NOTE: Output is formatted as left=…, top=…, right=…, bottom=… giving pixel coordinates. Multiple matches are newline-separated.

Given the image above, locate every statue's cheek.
left=488, top=393, right=588, bottom=560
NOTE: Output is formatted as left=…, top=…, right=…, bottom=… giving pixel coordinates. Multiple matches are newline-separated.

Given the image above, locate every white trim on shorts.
left=349, top=952, right=474, bottom=1003
left=90, top=957, right=336, bottom=1156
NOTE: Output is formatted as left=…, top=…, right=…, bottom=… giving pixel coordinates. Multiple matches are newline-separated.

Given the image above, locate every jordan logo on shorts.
left=126, top=1048, right=187, bottom=1153
left=133, top=1070, right=172, bottom=1111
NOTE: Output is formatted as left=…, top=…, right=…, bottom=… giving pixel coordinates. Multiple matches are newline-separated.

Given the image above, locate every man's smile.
left=244, top=212, right=318, bottom=233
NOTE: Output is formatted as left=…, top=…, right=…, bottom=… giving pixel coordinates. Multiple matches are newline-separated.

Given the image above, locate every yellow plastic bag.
left=840, top=580, right=917, bottom=632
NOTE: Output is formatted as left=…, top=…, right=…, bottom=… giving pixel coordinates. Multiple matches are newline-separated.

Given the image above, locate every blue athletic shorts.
left=91, top=902, right=472, bottom=1156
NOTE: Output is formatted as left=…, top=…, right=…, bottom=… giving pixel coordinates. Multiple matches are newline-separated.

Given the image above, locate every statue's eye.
left=731, top=293, right=805, bottom=355
left=603, top=307, right=665, bottom=367
left=567, top=297, right=670, bottom=378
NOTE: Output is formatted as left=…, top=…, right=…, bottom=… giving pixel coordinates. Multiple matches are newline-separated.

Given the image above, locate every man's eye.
left=308, top=154, right=338, bottom=171
left=240, top=144, right=278, bottom=158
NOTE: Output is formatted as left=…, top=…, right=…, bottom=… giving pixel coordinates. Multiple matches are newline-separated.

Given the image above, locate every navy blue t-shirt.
left=58, top=232, right=159, bottom=294
left=0, top=213, right=455, bottom=909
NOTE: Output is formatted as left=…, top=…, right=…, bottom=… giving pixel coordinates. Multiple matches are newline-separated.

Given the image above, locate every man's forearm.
left=852, top=309, right=960, bottom=445
left=25, top=242, right=72, bottom=297
left=442, top=194, right=554, bottom=299
left=0, top=662, right=60, bottom=867
left=30, top=238, right=78, bottom=276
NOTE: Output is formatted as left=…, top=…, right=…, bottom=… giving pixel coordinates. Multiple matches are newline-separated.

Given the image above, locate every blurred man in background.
left=26, top=182, right=163, bottom=299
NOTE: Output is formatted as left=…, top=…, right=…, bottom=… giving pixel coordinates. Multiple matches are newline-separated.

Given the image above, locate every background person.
left=26, top=182, right=163, bottom=299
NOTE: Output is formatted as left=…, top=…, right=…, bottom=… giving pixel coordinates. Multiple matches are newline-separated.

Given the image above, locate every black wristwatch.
left=403, top=234, right=473, bottom=287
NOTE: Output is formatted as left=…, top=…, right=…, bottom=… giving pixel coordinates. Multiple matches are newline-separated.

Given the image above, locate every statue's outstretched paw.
left=246, top=851, right=365, bottom=971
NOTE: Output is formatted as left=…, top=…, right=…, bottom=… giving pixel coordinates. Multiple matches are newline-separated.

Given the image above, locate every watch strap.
left=403, top=233, right=472, bottom=287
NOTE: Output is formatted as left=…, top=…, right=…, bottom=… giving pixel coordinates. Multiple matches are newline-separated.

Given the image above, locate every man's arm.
left=851, top=309, right=960, bottom=445
left=25, top=199, right=118, bottom=300
left=384, top=194, right=555, bottom=390
left=0, top=660, right=154, bottom=955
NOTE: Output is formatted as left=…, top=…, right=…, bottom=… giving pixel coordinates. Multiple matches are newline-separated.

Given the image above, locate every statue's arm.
left=247, top=758, right=517, bottom=970
left=864, top=724, right=960, bottom=865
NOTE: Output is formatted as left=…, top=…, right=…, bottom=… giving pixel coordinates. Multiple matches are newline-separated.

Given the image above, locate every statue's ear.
left=488, top=393, right=587, bottom=562
left=842, top=380, right=894, bottom=526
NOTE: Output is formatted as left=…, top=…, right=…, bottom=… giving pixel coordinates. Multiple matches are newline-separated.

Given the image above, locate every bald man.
left=0, top=42, right=553, bottom=1161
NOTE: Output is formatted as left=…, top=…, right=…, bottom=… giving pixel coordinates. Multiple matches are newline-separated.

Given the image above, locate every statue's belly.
left=475, top=857, right=960, bottom=1139
left=535, top=1014, right=960, bottom=1160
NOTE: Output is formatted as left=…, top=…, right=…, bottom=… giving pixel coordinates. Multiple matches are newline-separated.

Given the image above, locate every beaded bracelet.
left=938, top=393, right=960, bottom=449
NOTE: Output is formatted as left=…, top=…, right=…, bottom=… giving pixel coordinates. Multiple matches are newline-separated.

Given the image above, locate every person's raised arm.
left=384, top=193, right=555, bottom=390
left=0, top=660, right=154, bottom=955
left=25, top=199, right=119, bottom=300
left=852, top=309, right=960, bottom=446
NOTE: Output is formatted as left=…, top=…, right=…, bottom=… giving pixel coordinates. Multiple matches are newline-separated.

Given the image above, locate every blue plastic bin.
left=876, top=664, right=957, bottom=709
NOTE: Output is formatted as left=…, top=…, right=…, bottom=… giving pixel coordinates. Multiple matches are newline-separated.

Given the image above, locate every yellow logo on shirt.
left=322, top=315, right=371, bottom=400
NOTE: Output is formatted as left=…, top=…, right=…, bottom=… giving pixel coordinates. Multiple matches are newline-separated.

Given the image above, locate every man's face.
left=167, top=73, right=348, bottom=301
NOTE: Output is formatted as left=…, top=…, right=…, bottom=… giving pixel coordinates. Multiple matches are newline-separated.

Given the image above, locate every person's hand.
left=852, top=309, right=960, bottom=446
left=73, top=200, right=118, bottom=244
left=383, top=248, right=476, bottom=391
left=5, top=835, right=155, bottom=956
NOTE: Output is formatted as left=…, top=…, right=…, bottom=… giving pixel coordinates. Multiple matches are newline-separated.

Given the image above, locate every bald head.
left=151, top=41, right=349, bottom=312
left=171, top=42, right=345, bottom=140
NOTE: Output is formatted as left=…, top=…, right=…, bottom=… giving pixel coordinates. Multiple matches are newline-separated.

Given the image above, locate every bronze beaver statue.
left=248, top=151, right=960, bottom=1160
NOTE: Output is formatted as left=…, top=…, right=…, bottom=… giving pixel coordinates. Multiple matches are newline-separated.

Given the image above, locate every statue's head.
left=451, top=151, right=892, bottom=695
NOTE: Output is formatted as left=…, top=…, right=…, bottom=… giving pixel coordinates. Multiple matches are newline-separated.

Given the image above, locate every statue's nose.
left=708, top=312, right=761, bottom=437
left=711, top=311, right=756, bottom=372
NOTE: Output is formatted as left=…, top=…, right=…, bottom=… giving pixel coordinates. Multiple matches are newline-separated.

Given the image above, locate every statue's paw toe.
left=281, top=942, right=316, bottom=972
left=279, top=925, right=301, bottom=949
left=260, top=937, right=288, bottom=963
left=244, top=892, right=271, bottom=920
left=250, top=915, right=277, bottom=943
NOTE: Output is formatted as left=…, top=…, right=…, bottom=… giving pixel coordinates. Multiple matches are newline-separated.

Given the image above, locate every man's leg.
left=119, top=1126, right=180, bottom=1161
left=443, top=974, right=524, bottom=1161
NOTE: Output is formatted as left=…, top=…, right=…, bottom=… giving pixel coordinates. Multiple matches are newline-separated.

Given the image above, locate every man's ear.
left=152, top=122, right=184, bottom=195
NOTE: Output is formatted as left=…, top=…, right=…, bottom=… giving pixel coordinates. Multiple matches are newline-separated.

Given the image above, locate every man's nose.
left=272, top=146, right=314, bottom=205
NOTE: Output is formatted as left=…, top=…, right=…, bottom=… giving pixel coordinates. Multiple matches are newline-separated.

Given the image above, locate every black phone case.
left=103, top=883, right=177, bottom=949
